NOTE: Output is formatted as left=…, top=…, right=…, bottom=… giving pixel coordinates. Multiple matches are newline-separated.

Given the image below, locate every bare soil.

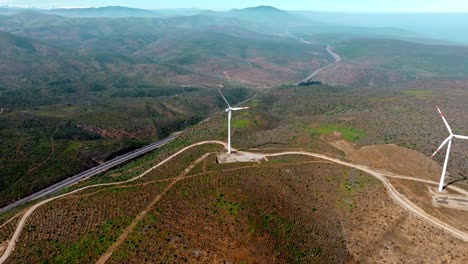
left=2, top=140, right=467, bottom=263
left=432, top=192, right=468, bottom=212
left=327, top=135, right=468, bottom=259
left=328, top=136, right=440, bottom=181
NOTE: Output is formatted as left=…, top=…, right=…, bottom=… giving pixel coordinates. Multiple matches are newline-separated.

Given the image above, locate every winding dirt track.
left=95, top=152, right=213, bottom=264
left=0, top=141, right=226, bottom=263
left=1, top=141, right=468, bottom=263
left=263, top=151, right=468, bottom=242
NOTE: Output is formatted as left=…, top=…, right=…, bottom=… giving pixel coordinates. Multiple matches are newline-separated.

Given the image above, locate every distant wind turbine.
left=218, top=89, right=249, bottom=155
left=431, top=106, right=468, bottom=192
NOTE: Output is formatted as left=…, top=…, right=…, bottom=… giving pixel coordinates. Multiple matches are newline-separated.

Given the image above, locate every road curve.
left=2, top=143, right=468, bottom=263
left=383, top=173, right=468, bottom=196
left=264, top=151, right=468, bottom=242
left=0, top=91, right=256, bottom=216
left=295, top=45, right=342, bottom=85
left=96, top=152, right=214, bottom=264
left=0, top=134, right=179, bottom=215
left=0, top=141, right=226, bottom=263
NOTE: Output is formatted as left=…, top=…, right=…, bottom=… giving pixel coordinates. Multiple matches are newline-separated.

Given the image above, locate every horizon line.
left=1, top=5, right=468, bottom=14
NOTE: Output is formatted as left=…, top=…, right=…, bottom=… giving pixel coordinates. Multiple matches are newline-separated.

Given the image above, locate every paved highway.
left=0, top=92, right=256, bottom=215
left=2, top=141, right=468, bottom=263
left=0, top=134, right=179, bottom=214
left=295, top=45, right=342, bottom=85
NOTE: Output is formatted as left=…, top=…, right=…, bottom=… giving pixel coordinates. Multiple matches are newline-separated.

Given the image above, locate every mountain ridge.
left=48, top=6, right=161, bottom=18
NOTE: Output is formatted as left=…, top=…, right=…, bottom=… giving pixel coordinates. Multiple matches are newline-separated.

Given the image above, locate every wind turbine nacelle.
left=431, top=106, right=468, bottom=192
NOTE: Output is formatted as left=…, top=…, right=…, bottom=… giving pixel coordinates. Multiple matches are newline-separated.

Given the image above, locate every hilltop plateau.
left=0, top=5, right=467, bottom=263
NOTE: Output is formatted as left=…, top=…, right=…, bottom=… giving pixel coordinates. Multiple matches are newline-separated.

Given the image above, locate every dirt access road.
left=0, top=134, right=179, bottom=215
left=263, top=151, right=468, bottom=242
left=1, top=141, right=467, bottom=263
left=0, top=141, right=225, bottom=263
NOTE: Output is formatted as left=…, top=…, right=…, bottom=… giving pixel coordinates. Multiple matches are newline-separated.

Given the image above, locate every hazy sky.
left=1, top=0, right=468, bottom=13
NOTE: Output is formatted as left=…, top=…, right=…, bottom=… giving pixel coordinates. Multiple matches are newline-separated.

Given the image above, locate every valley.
left=295, top=45, right=342, bottom=85
left=0, top=3, right=467, bottom=263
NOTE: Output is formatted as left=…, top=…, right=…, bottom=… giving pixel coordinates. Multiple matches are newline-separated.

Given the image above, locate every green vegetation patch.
left=257, top=212, right=322, bottom=262
left=401, top=89, right=432, bottom=99
left=232, top=118, right=250, bottom=128
left=52, top=217, right=130, bottom=263
left=309, top=124, right=364, bottom=142
left=338, top=169, right=377, bottom=211
left=212, top=193, right=244, bottom=216
left=287, top=244, right=322, bottom=263
left=261, top=212, right=297, bottom=237
left=249, top=99, right=261, bottom=108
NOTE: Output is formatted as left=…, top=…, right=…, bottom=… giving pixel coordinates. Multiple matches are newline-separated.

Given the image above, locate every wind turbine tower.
left=218, top=89, right=249, bottom=155
left=431, top=106, right=468, bottom=192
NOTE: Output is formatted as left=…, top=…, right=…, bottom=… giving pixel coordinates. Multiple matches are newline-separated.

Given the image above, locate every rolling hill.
left=1, top=81, right=466, bottom=263
left=0, top=5, right=467, bottom=264
left=48, top=6, right=161, bottom=18
left=0, top=29, right=247, bottom=207
left=225, top=6, right=311, bottom=33
left=1, top=9, right=468, bottom=209
left=137, top=27, right=330, bottom=86
left=315, top=38, right=468, bottom=86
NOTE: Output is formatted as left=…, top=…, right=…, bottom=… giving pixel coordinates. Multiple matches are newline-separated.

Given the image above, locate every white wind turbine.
left=218, top=89, right=249, bottom=155
left=431, top=106, right=468, bottom=192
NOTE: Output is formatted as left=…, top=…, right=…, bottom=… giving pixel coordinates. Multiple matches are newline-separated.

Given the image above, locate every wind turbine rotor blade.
left=431, top=136, right=451, bottom=158
left=218, top=89, right=231, bottom=108
left=437, top=106, right=453, bottom=134
left=454, top=135, right=468, bottom=140
left=231, top=107, right=250, bottom=111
